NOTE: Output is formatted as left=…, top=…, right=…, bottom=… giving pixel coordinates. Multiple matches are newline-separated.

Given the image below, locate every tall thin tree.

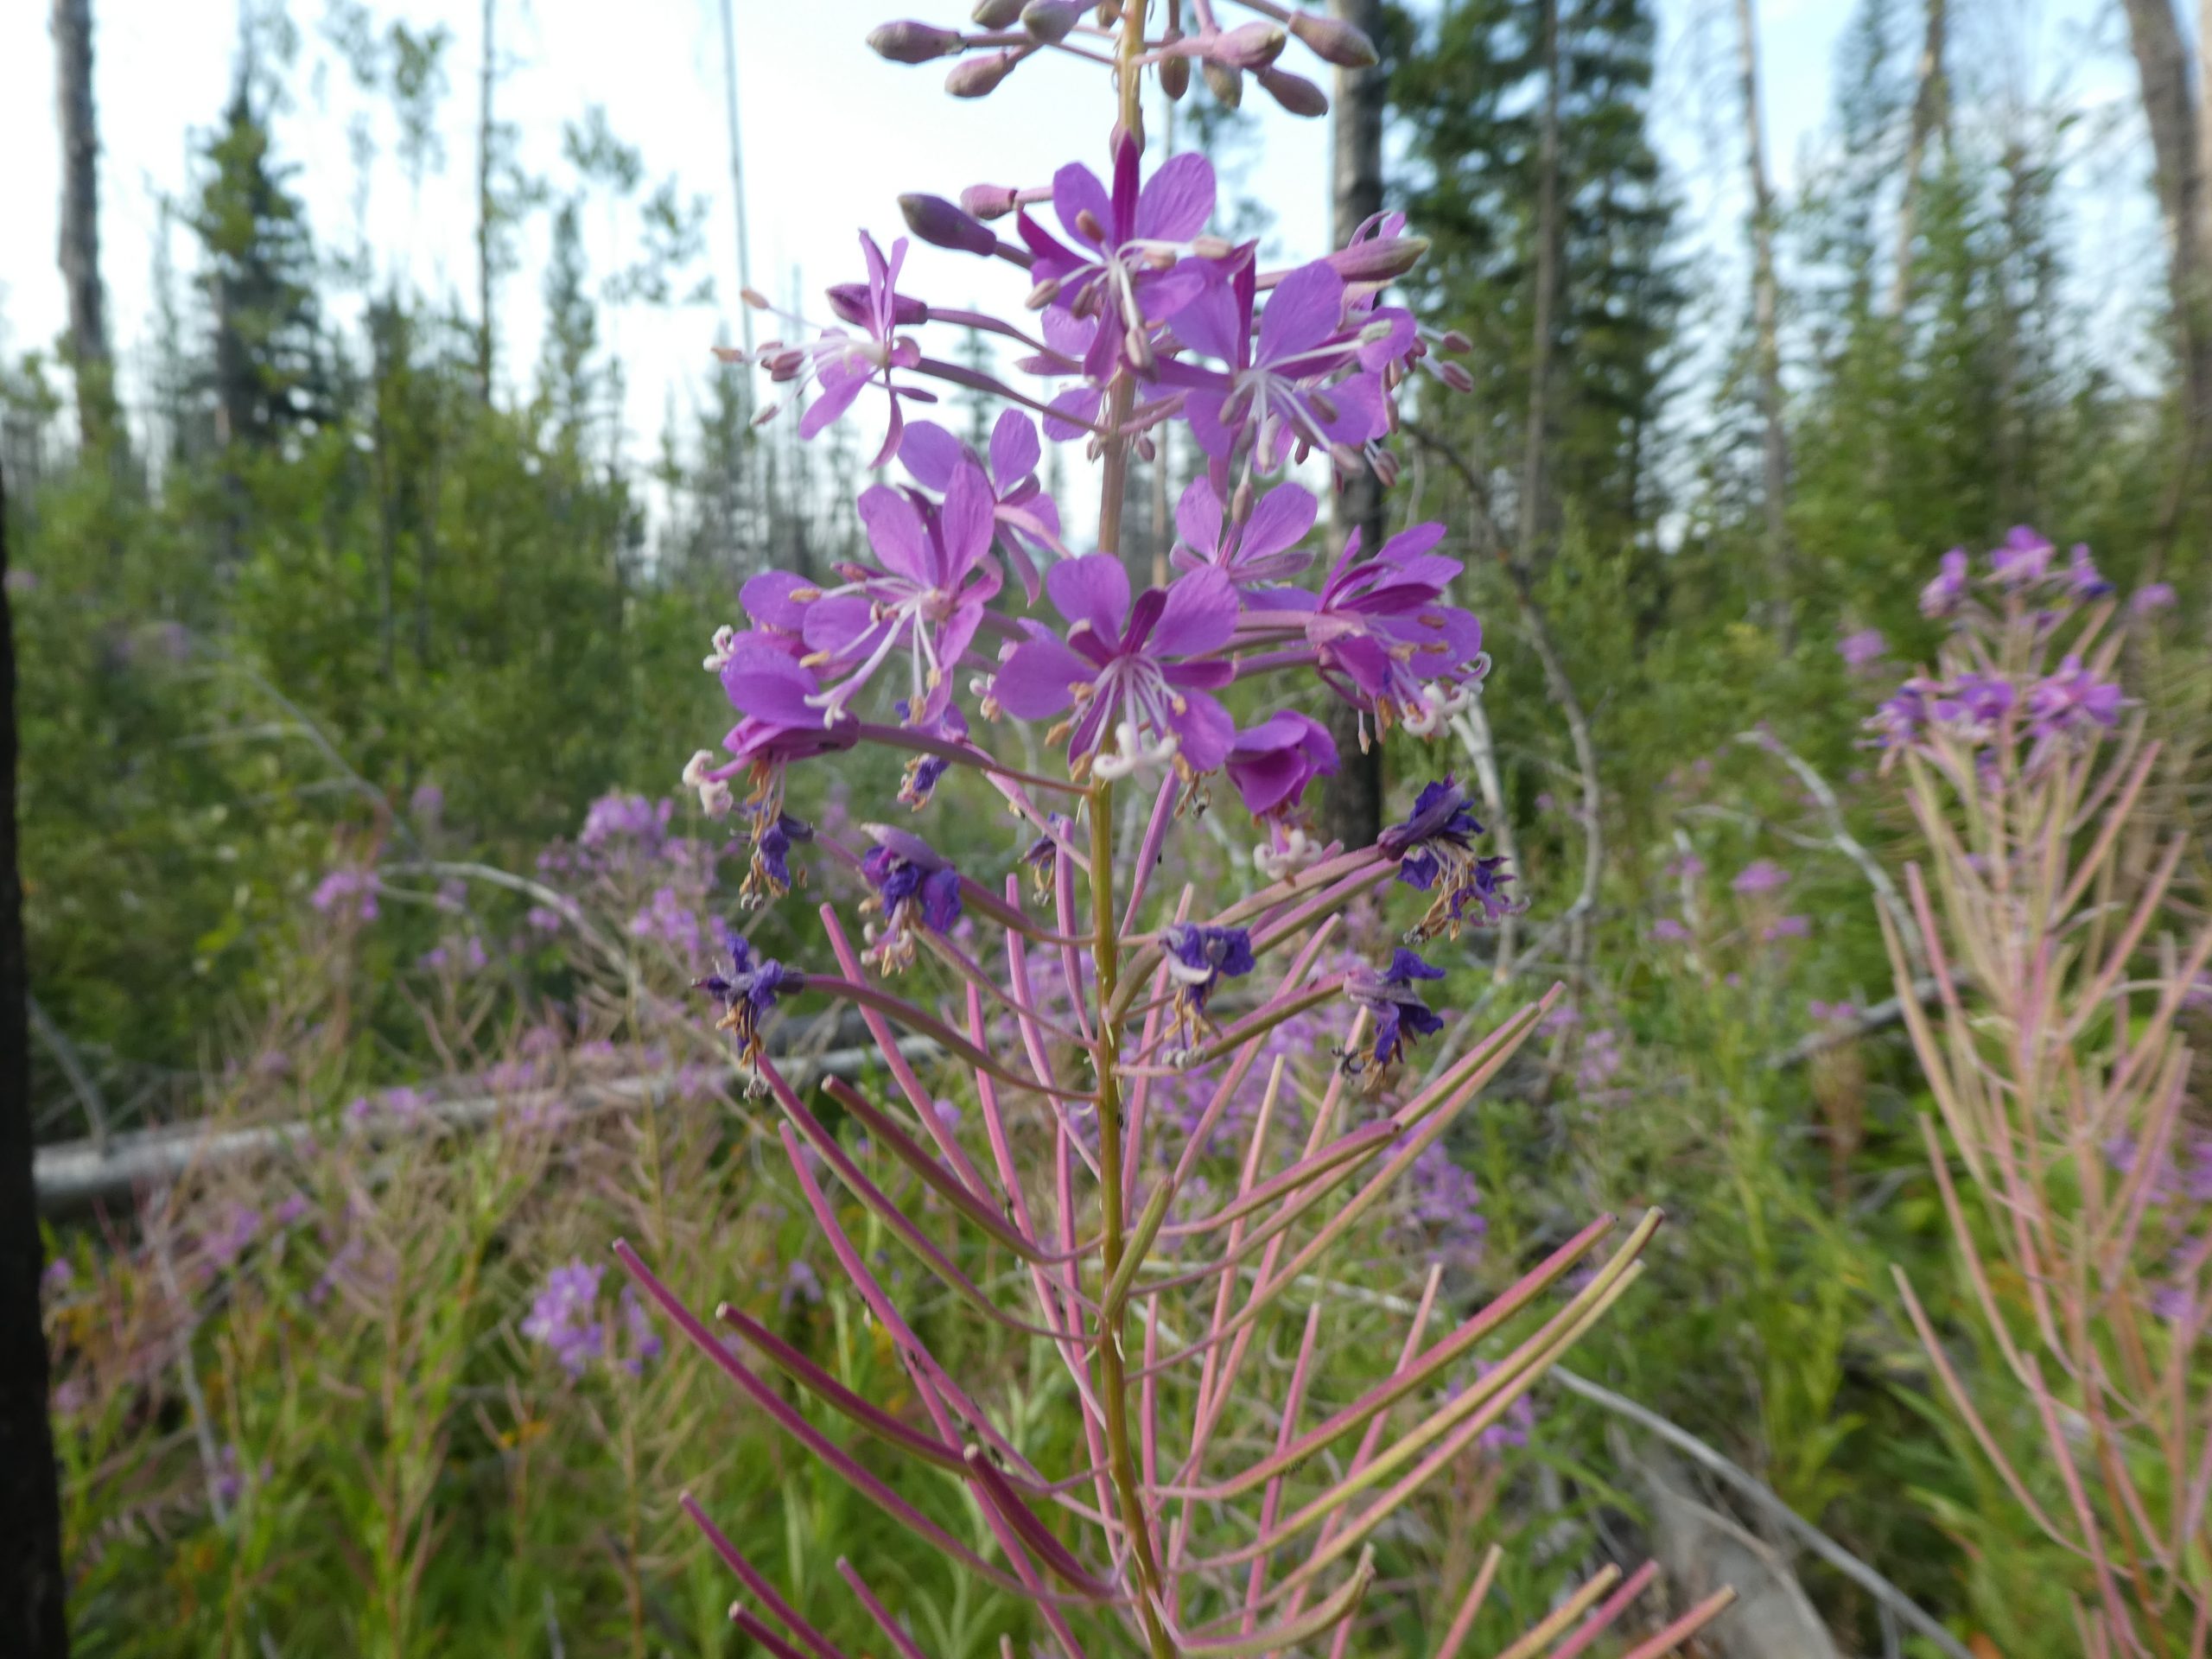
left=0, top=461, right=71, bottom=1659
left=2120, top=0, right=2205, bottom=427
left=1735, top=0, right=1795, bottom=646
left=1888, top=0, right=1947, bottom=313
left=51, top=0, right=111, bottom=448
left=474, top=0, right=497, bottom=404
left=1519, top=0, right=1562, bottom=570
left=1320, top=0, right=1387, bottom=855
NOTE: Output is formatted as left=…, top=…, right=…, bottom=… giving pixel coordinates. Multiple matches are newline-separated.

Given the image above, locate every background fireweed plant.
left=1873, top=535, right=2211, bottom=1654
left=617, top=5, right=1737, bottom=1656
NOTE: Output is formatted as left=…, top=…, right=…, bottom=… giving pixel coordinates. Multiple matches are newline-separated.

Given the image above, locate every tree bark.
left=0, top=463, right=72, bottom=1657
left=474, top=0, right=496, bottom=405
left=1519, top=0, right=1561, bottom=572
left=51, top=0, right=111, bottom=449
left=2120, top=0, right=2207, bottom=424
left=1319, top=0, right=1387, bottom=856
left=1735, top=0, right=1796, bottom=649
left=1888, top=0, right=1947, bottom=314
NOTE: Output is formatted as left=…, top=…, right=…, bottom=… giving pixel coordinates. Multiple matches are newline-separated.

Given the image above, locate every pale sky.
left=0, top=0, right=2155, bottom=478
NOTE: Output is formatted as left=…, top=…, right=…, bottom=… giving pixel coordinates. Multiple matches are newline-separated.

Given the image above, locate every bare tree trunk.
left=51, top=0, right=111, bottom=450
left=0, top=463, right=72, bottom=1659
left=1888, top=0, right=1947, bottom=314
left=1319, top=0, right=1387, bottom=856
left=1735, top=0, right=1795, bottom=649
left=718, top=0, right=754, bottom=363
left=1519, top=0, right=1561, bottom=573
left=2121, top=2, right=2206, bottom=421
left=474, top=0, right=496, bottom=405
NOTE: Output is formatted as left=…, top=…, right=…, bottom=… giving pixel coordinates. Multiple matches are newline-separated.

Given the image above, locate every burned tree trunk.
left=474, top=0, right=497, bottom=404
left=2120, top=0, right=2208, bottom=430
left=1319, top=0, right=1387, bottom=855
left=0, top=462, right=71, bottom=1658
left=1888, top=0, right=1947, bottom=314
left=51, top=0, right=111, bottom=448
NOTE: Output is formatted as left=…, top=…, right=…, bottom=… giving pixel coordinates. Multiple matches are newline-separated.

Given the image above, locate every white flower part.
left=1403, top=680, right=1473, bottom=737
left=1092, top=720, right=1179, bottom=782
left=698, top=779, right=734, bottom=818
left=681, top=750, right=717, bottom=788
left=702, top=625, right=739, bottom=674
left=1252, top=825, right=1321, bottom=882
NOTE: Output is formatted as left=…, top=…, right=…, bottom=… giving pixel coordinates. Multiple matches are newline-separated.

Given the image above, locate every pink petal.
left=992, top=632, right=1089, bottom=719
left=1052, top=162, right=1111, bottom=251
left=1244, top=482, right=1318, bottom=560
left=1135, top=151, right=1217, bottom=244
left=1151, top=569, right=1238, bottom=658
left=899, top=420, right=965, bottom=491
left=857, top=484, right=932, bottom=584
left=1046, top=554, right=1131, bottom=637
left=1256, top=260, right=1347, bottom=365
left=941, top=460, right=998, bottom=576
left=988, top=409, right=1039, bottom=490
left=1174, top=475, right=1223, bottom=556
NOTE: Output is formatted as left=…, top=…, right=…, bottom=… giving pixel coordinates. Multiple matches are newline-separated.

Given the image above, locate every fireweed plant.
left=1874, top=531, right=2210, bottom=1653
left=612, top=6, right=1739, bottom=1657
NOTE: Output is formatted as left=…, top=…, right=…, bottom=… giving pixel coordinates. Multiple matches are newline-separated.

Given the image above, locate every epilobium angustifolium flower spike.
left=1877, top=532, right=2209, bottom=1651
left=623, top=7, right=1734, bottom=1656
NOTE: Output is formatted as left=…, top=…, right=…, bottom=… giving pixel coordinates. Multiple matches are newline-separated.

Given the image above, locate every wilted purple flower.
left=859, top=826, right=963, bottom=973
left=1160, top=923, right=1256, bottom=1051
left=1021, top=812, right=1077, bottom=899
left=695, top=933, right=805, bottom=1070
left=1732, top=859, right=1789, bottom=896
left=1344, top=948, right=1447, bottom=1075
left=712, top=635, right=859, bottom=896
left=895, top=702, right=968, bottom=811
left=1921, top=549, right=1969, bottom=618
left=991, top=559, right=1237, bottom=779
left=1377, top=778, right=1512, bottom=939
left=1170, top=476, right=1318, bottom=591
left=524, top=1261, right=607, bottom=1377
left=1836, top=628, right=1887, bottom=671
left=1987, top=525, right=2056, bottom=588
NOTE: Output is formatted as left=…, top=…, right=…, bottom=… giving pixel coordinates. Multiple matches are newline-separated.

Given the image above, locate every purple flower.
left=1225, top=711, right=1338, bottom=821
left=1345, top=948, right=1447, bottom=1075
left=1170, top=475, right=1318, bottom=590
left=765, top=463, right=1003, bottom=728
left=900, top=412, right=1066, bottom=601
left=1836, top=628, right=1886, bottom=671
left=1652, top=917, right=1691, bottom=944
left=1377, top=778, right=1513, bottom=940
left=712, top=635, right=860, bottom=898
left=1921, top=549, right=1969, bottom=618
left=1932, top=672, right=2016, bottom=741
left=2132, top=582, right=2176, bottom=616
left=628, top=887, right=702, bottom=955
left=1021, top=812, right=1077, bottom=899
left=1732, top=859, right=1789, bottom=896
left=2026, top=656, right=2123, bottom=741
left=1987, top=525, right=2056, bottom=588
left=779, top=1259, right=824, bottom=1313
left=1160, top=257, right=1386, bottom=475
left=1018, top=134, right=1219, bottom=382
left=990, top=558, right=1238, bottom=779
left=582, top=792, right=674, bottom=849
left=695, top=934, right=805, bottom=1069
left=1470, top=1358, right=1535, bottom=1452
left=2063, top=544, right=2113, bottom=601
left=894, top=702, right=967, bottom=812
left=1160, top=923, right=1256, bottom=1050
left=1269, top=522, right=1485, bottom=736
left=1762, top=914, right=1811, bottom=943
left=619, top=1286, right=663, bottom=1375
left=1394, top=1140, right=1486, bottom=1269
left=523, top=1261, right=607, bottom=1378
left=311, top=868, right=378, bottom=922
left=751, top=232, right=930, bottom=467
left=860, top=826, right=963, bottom=973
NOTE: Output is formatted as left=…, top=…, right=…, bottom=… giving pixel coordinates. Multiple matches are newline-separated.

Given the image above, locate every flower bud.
left=946, top=49, right=1020, bottom=96
left=900, top=193, right=997, bottom=256
left=1325, top=234, right=1429, bottom=283
left=1160, top=50, right=1191, bottom=99
left=1436, top=359, right=1474, bottom=394
left=962, top=182, right=1020, bottom=219
left=1020, top=0, right=1085, bottom=42
left=1203, top=58, right=1243, bottom=108
left=1256, top=66, right=1327, bottom=118
left=868, top=20, right=963, bottom=63
left=828, top=283, right=930, bottom=327
left=1211, top=21, right=1286, bottom=69
left=1370, top=445, right=1402, bottom=487
left=971, top=0, right=1025, bottom=24
left=1135, top=432, right=1156, bottom=462
left=1439, top=327, right=1473, bottom=354
left=1288, top=11, right=1379, bottom=67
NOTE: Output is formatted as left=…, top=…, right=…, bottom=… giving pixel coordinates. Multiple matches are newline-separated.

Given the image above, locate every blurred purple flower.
left=1836, top=628, right=1886, bottom=671
left=524, top=1261, right=607, bottom=1378
left=1921, top=548, right=1969, bottom=619
left=1732, top=859, right=1789, bottom=896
